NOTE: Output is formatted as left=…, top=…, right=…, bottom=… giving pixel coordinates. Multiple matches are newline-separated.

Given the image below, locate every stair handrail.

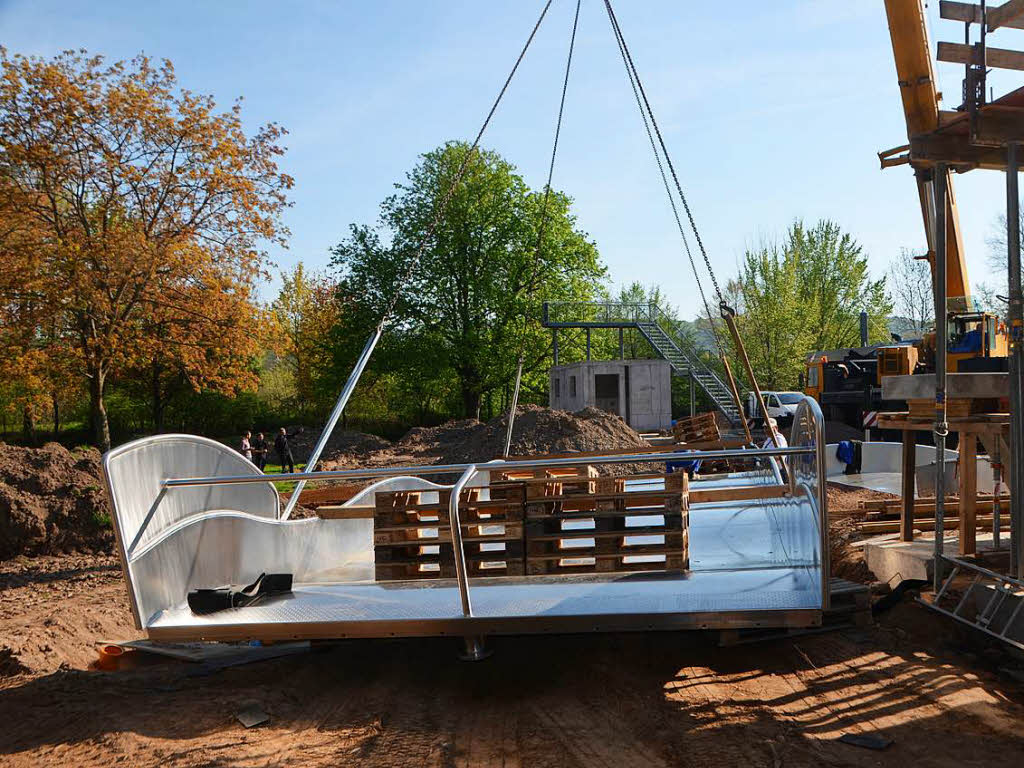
left=646, top=306, right=739, bottom=406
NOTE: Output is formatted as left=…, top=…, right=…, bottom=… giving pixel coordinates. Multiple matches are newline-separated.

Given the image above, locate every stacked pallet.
left=512, top=472, right=689, bottom=575
left=672, top=411, right=720, bottom=444
left=373, top=485, right=525, bottom=581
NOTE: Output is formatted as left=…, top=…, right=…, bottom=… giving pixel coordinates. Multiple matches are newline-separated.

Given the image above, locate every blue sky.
left=3, top=0, right=1024, bottom=319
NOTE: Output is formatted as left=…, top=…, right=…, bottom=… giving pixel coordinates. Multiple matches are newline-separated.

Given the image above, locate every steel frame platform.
left=102, top=399, right=829, bottom=644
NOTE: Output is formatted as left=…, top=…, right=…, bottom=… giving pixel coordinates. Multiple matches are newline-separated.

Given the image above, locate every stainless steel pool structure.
left=102, top=398, right=829, bottom=643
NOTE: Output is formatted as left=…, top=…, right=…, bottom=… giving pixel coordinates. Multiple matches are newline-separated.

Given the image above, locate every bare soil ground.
left=3, top=464, right=1022, bottom=767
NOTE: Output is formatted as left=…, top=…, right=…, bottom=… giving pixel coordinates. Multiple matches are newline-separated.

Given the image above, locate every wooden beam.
left=859, top=516, right=994, bottom=534
left=912, top=133, right=1021, bottom=169
left=689, top=484, right=790, bottom=504
left=959, top=433, right=978, bottom=555
left=988, top=0, right=1024, bottom=30
left=901, top=431, right=916, bottom=542
left=941, top=1, right=1024, bottom=30
left=937, top=40, right=1024, bottom=72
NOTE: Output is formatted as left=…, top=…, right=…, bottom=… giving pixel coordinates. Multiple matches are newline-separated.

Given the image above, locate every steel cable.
left=504, top=0, right=582, bottom=455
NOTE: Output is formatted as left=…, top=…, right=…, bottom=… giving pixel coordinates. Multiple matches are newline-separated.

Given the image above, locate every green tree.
left=329, top=141, right=606, bottom=419
left=729, top=220, right=891, bottom=390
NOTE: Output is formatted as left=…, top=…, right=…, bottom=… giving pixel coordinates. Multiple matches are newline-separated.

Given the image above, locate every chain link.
left=603, top=0, right=726, bottom=353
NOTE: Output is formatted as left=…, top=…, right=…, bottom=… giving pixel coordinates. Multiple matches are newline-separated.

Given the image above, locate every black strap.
left=188, top=573, right=293, bottom=615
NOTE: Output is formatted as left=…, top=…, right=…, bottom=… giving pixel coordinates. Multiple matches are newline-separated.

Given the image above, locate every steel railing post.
left=1008, top=143, right=1024, bottom=578
left=934, top=165, right=949, bottom=591
left=449, top=465, right=477, bottom=618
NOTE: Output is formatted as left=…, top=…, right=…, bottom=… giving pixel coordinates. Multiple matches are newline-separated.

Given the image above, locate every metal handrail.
left=161, top=446, right=814, bottom=489
left=449, top=465, right=477, bottom=617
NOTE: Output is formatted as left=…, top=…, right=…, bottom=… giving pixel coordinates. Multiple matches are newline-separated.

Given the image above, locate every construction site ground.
left=2, top=483, right=1023, bottom=767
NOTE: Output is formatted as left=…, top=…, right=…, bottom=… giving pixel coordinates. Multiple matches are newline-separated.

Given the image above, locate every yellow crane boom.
left=884, top=0, right=973, bottom=310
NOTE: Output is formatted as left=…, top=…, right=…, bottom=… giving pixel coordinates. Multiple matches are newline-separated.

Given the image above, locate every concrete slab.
left=881, top=373, right=1008, bottom=400
left=863, top=533, right=1002, bottom=584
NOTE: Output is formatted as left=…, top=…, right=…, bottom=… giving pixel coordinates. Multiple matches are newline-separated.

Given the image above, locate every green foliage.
left=729, top=220, right=892, bottom=390
left=328, top=141, right=607, bottom=420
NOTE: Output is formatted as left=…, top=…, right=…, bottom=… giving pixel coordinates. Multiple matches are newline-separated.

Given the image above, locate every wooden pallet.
left=373, top=487, right=525, bottom=581
left=672, top=412, right=721, bottom=444
left=907, top=398, right=974, bottom=420
left=521, top=473, right=689, bottom=576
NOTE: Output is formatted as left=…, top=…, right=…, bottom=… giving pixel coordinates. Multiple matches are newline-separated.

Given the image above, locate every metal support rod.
left=721, top=355, right=753, bottom=444
left=164, top=445, right=816, bottom=489
left=503, top=360, right=523, bottom=457
left=586, top=327, right=591, bottom=360
left=1008, top=142, right=1024, bottom=577
left=449, top=464, right=477, bottom=618
left=282, top=327, right=383, bottom=520
left=721, top=309, right=782, bottom=448
left=553, top=328, right=559, bottom=366
left=934, top=164, right=950, bottom=591
left=689, top=373, right=695, bottom=417
left=812, top=399, right=830, bottom=610
left=619, top=327, right=624, bottom=359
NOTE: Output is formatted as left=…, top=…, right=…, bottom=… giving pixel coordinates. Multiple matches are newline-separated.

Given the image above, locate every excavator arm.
left=884, top=0, right=973, bottom=311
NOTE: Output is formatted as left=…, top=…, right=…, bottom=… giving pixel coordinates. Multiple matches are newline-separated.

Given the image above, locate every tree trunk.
left=152, top=361, right=165, bottom=432
left=52, top=393, right=60, bottom=440
left=89, top=366, right=111, bottom=451
left=462, top=386, right=481, bottom=421
left=22, top=405, right=35, bottom=445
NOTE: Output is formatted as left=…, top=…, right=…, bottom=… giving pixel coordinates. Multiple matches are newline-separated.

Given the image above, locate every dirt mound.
left=0, top=443, right=112, bottom=560
left=395, top=405, right=649, bottom=466
left=281, top=427, right=392, bottom=463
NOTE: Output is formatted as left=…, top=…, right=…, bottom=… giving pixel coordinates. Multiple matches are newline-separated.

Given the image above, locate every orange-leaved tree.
left=0, top=48, right=292, bottom=449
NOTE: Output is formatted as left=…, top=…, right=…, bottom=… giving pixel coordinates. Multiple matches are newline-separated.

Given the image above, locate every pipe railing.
left=150, top=395, right=830, bottom=614
left=162, top=445, right=815, bottom=489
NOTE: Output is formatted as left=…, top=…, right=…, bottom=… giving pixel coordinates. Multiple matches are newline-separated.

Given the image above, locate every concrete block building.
left=549, top=359, right=672, bottom=432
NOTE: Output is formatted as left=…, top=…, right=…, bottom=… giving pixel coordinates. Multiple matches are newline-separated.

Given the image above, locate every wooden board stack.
left=373, top=485, right=525, bottom=581
left=513, top=472, right=689, bottom=576
left=672, top=411, right=720, bottom=444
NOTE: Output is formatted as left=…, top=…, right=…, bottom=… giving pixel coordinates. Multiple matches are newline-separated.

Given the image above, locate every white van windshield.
left=776, top=393, right=804, bottom=405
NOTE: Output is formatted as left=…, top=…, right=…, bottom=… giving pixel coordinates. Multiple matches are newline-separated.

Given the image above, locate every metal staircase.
left=634, top=319, right=742, bottom=424
left=542, top=302, right=744, bottom=425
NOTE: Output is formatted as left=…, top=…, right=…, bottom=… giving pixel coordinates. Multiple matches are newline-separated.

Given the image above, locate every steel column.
left=689, top=373, right=695, bottom=417
left=586, top=327, right=591, bottom=361
left=553, top=328, right=559, bottom=366
left=619, top=327, right=624, bottom=359
left=934, top=164, right=949, bottom=591
left=1008, top=143, right=1023, bottom=577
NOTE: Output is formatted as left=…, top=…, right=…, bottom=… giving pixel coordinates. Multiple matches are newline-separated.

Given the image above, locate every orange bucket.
left=96, top=644, right=125, bottom=671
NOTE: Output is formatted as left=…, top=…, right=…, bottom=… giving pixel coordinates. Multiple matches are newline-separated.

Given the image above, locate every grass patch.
left=261, top=462, right=307, bottom=494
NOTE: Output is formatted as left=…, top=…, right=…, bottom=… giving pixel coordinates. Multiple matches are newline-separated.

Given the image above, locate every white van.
left=745, top=391, right=804, bottom=427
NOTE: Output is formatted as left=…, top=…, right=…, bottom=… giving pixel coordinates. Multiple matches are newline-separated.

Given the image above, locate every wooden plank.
left=959, top=432, right=978, bottom=555
left=317, top=506, right=374, bottom=519
left=988, top=0, right=1024, bottom=30
left=901, top=430, right=916, bottom=542
left=941, top=1, right=1024, bottom=29
left=859, top=515, right=994, bottom=534
left=689, top=484, right=790, bottom=504
left=937, top=41, right=1024, bottom=72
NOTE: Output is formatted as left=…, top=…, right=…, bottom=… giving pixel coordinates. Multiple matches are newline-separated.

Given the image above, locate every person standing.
left=253, top=432, right=268, bottom=471
left=274, top=427, right=298, bottom=474
left=240, top=431, right=253, bottom=462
